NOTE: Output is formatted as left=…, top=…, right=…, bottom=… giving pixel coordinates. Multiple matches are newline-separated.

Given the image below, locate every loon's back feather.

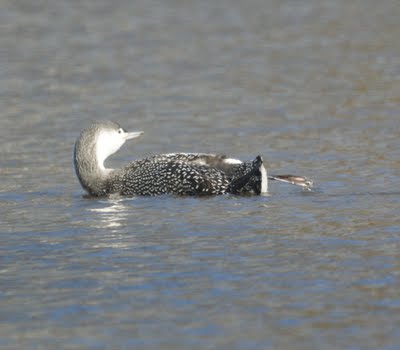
left=152, top=153, right=253, bottom=177
left=106, top=154, right=266, bottom=196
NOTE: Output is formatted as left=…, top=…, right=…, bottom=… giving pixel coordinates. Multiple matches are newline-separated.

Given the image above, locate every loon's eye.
left=118, top=128, right=123, bottom=134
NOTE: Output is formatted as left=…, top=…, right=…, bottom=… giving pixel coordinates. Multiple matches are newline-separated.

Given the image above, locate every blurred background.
left=1, top=0, right=399, bottom=349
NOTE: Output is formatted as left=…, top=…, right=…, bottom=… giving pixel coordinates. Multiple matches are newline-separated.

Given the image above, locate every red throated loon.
left=74, top=121, right=312, bottom=196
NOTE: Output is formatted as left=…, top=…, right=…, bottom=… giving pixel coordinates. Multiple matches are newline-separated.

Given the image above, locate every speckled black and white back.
left=106, top=153, right=266, bottom=196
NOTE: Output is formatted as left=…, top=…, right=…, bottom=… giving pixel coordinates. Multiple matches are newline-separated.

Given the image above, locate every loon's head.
left=75, top=120, right=143, bottom=173
left=93, top=121, right=143, bottom=169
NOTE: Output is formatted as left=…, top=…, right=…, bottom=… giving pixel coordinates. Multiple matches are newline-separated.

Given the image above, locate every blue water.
left=1, top=0, right=399, bottom=349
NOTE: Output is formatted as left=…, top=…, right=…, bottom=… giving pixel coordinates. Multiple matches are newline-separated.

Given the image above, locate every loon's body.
left=74, top=121, right=312, bottom=197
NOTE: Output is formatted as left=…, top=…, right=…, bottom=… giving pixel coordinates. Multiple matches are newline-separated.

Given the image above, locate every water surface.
left=1, top=0, right=399, bottom=349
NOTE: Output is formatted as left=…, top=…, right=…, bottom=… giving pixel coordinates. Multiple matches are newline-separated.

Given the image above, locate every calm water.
left=1, top=0, right=400, bottom=349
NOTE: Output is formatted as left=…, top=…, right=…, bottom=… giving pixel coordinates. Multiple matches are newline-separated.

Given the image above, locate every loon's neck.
left=74, top=137, right=115, bottom=196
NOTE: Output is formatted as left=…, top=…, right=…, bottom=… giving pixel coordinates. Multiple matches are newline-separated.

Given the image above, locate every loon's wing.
left=153, top=153, right=240, bottom=165
left=157, top=154, right=268, bottom=194
left=117, top=155, right=266, bottom=195
left=152, top=153, right=251, bottom=176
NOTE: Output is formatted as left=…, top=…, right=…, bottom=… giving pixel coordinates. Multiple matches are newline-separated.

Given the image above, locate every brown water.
left=1, top=0, right=399, bottom=349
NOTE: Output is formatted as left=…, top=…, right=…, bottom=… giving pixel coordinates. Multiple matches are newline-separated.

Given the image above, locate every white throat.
left=95, top=131, right=125, bottom=171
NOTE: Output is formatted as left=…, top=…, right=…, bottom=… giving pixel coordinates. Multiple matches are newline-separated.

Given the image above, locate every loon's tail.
left=226, top=156, right=313, bottom=194
left=227, top=156, right=268, bottom=194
